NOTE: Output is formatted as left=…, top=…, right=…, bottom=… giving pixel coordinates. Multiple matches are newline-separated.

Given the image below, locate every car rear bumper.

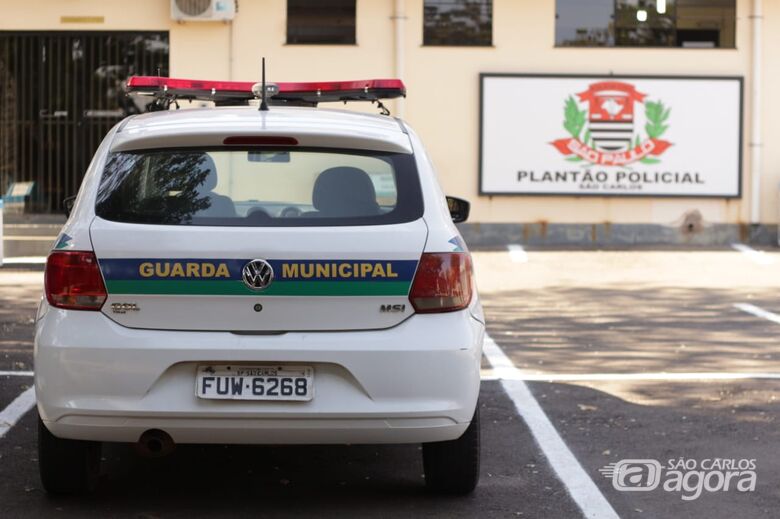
left=35, top=304, right=484, bottom=445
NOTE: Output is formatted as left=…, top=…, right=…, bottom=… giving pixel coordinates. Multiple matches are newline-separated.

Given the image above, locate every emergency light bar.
left=126, top=76, right=406, bottom=109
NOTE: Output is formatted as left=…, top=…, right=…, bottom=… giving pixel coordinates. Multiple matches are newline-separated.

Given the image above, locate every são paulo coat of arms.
left=550, top=81, right=673, bottom=167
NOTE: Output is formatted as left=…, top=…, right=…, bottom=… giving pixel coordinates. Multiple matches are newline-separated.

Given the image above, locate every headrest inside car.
left=312, top=166, right=380, bottom=217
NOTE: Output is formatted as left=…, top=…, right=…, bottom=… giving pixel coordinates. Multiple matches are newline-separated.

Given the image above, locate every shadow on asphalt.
left=521, top=379, right=780, bottom=519
left=484, top=286, right=780, bottom=375
left=0, top=382, right=581, bottom=518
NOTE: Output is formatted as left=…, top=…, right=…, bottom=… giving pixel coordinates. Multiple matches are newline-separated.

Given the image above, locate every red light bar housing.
left=126, top=76, right=406, bottom=108
left=127, top=76, right=257, bottom=103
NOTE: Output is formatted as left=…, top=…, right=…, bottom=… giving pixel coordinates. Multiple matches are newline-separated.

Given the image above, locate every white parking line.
left=483, top=371, right=780, bottom=382
left=0, top=256, right=47, bottom=265
left=507, top=244, right=529, bottom=263
left=482, top=335, right=619, bottom=519
left=734, top=302, right=780, bottom=325
left=0, top=371, right=34, bottom=377
left=0, top=386, right=36, bottom=440
left=731, top=243, right=775, bottom=265
left=0, top=237, right=55, bottom=242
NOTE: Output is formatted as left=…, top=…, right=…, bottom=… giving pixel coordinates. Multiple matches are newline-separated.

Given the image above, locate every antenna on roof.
left=259, top=57, right=269, bottom=111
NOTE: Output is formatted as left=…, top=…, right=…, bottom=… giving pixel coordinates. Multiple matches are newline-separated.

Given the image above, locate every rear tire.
left=423, top=404, right=480, bottom=495
left=38, top=415, right=101, bottom=494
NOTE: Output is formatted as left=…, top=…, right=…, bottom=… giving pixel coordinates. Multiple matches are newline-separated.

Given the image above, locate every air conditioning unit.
left=171, top=0, right=236, bottom=22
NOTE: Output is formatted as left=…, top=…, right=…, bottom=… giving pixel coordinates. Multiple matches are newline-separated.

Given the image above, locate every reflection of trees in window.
left=614, top=0, right=676, bottom=46
left=566, top=28, right=613, bottom=47
left=555, top=0, right=735, bottom=48
left=554, top=0, right=615, bottom=47
left=424, top=0, right=492, bottom=46
left=287, top=0, right=356, bottom=45
left=97, top=153, right=212, bottom=225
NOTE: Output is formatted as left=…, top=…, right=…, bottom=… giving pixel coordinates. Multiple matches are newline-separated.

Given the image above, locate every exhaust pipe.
left=136, top=429, right=176, bottom=458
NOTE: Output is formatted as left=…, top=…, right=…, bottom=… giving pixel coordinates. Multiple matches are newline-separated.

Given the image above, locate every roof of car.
left=111, top=106, right=411, bottom=154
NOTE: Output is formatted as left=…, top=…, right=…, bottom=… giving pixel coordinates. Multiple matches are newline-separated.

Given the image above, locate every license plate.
left=196, top=364, right=314, bottom=401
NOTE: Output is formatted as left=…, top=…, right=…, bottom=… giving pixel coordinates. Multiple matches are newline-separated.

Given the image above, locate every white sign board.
left=480, top=75, right=743, bottom=197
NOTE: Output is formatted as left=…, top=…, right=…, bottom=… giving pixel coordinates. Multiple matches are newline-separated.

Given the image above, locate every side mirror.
left=63, top=195, right=76, bottom=217
left=446, top=196, right=470, bottom=224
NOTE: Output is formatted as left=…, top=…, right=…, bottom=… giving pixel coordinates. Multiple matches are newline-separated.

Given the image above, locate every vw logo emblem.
left=242, top=259, right=274, bottom=291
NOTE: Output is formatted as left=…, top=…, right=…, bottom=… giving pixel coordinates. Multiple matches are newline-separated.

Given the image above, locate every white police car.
left=35, top=76, right=484, bottom=495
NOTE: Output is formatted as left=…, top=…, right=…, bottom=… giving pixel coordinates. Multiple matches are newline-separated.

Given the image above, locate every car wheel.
left=422, top=403, right=480, bottom=495
left=38, top=414, right=101, bottom=494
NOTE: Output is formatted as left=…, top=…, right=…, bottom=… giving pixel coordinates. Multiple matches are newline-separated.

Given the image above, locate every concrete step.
left=2, top=221, right=63, bottom=257
left=3, top=223, right=64, bottom=236
left=2, top=236, right=57, bottom=257
left=2, top=213, right=66, bottom=225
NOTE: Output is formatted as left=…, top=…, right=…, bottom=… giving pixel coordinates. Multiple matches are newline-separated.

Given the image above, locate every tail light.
left=409, top=253, right=473, bottom=313
left=45, top=251, right=107, bottom=311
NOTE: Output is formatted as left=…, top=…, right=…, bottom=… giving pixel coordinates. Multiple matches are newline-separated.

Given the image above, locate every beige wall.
left=0, top=0, right=775, bottom=226
left=761, top=0, right=780, bottom=227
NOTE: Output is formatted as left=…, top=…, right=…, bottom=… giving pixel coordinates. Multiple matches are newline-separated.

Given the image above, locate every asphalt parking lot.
left=1, top=247, right=779, bottom=518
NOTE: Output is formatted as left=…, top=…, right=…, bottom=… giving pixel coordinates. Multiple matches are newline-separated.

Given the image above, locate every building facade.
left=0, top=0, right=776, bottom=245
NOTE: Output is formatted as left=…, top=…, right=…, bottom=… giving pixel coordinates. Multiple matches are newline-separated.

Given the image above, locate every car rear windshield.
left=95, top=148, right=423, bottom=226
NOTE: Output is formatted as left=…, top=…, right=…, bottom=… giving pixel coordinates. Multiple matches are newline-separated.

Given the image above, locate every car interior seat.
left=192, top=153, right=237, bottom=218
left=307, top=166, right=380, bottom=218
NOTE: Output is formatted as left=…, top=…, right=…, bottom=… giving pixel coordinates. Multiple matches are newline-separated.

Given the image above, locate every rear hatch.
left=90, top=147, right=426, bottom=331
